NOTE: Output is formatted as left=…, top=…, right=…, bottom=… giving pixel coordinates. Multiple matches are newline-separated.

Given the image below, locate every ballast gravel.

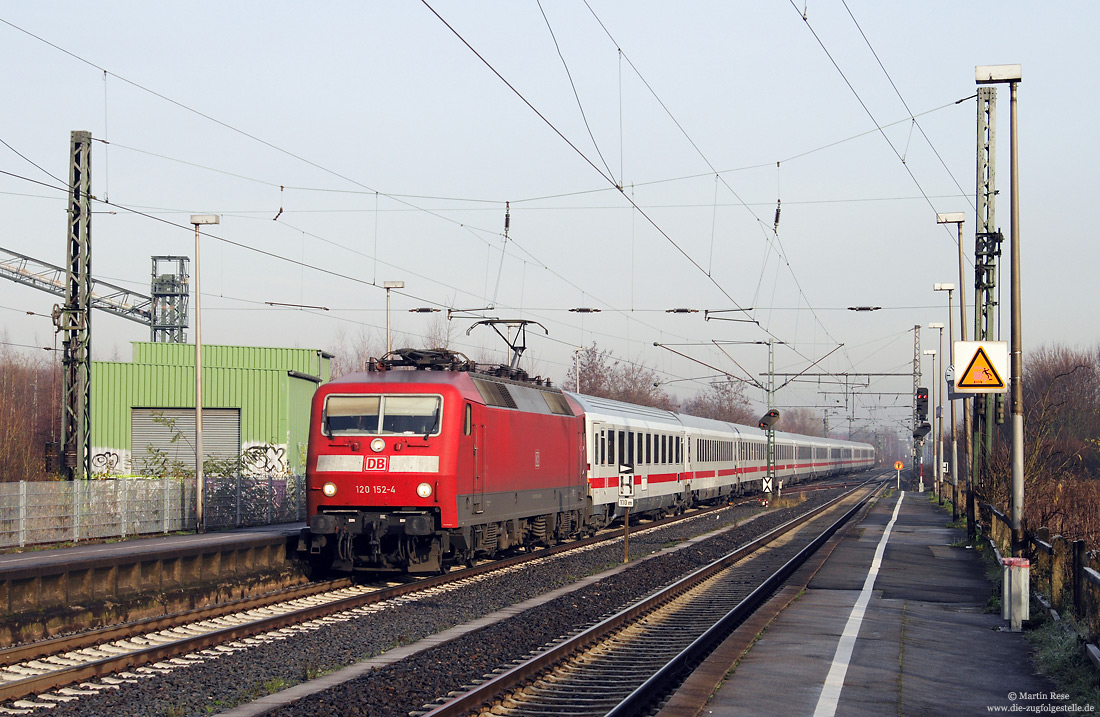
left=26, top=489, right=844, bottom=717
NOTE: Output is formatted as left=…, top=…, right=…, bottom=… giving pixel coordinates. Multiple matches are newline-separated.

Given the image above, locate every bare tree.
left=421, top=315, right=457, bottom=351
left=0, top=340, right=59, bottom=481
left=680, top=381, right=753, bottom=424
left=329, top=327, right=383, bottom=377
left=564, top=343, right=615, bottom=397
left=563, top=343, right=676, bottom=410
left=778, top=407, right=824, bottom=436
left=984, top=343, right=1100, bottom=542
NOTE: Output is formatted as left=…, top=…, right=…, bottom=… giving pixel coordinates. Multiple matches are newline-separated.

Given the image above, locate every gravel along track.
left=8, top=487, right=853, bottom=717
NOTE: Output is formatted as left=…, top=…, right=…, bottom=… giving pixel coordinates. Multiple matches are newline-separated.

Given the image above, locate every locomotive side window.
left=464, top=403, right=472, bottom=436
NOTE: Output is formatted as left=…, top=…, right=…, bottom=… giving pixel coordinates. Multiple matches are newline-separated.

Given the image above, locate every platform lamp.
left=190, top=214, right=220, bottom=534
left=937, top=211, right=973, bottom=539
left=934, top=283, right=959, bottom=522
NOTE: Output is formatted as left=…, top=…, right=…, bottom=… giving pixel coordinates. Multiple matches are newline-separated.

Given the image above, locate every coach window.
left=645, top=434, right=651, bottom=465
left=618, top=430, right=626, bottom=467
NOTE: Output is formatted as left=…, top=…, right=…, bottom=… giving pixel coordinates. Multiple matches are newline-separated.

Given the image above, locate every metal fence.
left=0, top=476, right=306, bottom=549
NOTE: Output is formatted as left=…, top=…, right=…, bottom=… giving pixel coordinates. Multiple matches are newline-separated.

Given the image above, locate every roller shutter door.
left=131, top=408, right=241, bottom=474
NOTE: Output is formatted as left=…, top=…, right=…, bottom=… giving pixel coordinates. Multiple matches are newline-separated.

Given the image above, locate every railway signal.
left=757, top=410, right=780, bottom=429
left=915, top=388, right=929, bottom=419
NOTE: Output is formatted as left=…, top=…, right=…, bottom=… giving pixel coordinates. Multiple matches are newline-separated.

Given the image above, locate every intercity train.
left=297, top=349, right=874, bottom=574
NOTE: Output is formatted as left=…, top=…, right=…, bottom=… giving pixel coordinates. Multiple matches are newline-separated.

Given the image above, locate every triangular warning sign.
left=958, top=346, right=1005, bottom=389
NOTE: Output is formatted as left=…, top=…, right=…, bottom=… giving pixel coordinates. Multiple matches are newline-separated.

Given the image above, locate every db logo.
left=364, top=457, right=388, bottom=472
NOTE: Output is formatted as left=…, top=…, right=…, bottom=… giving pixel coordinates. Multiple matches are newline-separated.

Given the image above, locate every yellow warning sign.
left=958, top=346, right=1005, bottom=389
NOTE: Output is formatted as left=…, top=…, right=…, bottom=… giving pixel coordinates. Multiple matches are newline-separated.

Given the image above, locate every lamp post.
left=922, top=349, right=938, bottom=499
left=928, top=323, right=945, bottom=505
left=934, top=284, right=959, bottom=522
left=383, top=281, right=404, bottom=354
left=190, top=214, right=219, bottom=534
left=977, top=63, right=1024, bottom=557
left=939, top=210, right=973, bottom=540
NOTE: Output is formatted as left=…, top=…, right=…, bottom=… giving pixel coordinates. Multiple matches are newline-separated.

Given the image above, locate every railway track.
left=417, top=479, right=884, bottom=717
left=0, top=491, right=783, bottom=710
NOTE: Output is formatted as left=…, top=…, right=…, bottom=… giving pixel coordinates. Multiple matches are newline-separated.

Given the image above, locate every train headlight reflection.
left=416, top=482, right=433, bottom=498
left=322, top=482, right=337, bottom=497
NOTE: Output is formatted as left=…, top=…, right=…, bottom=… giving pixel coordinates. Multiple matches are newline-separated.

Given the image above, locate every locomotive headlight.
left=322, top=482, right=337, bottom=497
left=416, top=482, right=433, bottom=499
left=370, top=438, right=385, bottom=453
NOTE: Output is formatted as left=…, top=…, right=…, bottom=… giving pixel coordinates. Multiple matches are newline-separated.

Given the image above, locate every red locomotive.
left=298, top=348, right=874, bottom=575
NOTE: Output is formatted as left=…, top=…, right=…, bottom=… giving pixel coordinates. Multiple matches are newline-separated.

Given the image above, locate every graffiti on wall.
left=242, top=442, right=289, bottom=476
left=91, top=449, right=130, bottom=477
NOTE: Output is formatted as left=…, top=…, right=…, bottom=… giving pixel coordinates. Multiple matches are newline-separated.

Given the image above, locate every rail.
left=0, top=498, right=745, bottom=706
left=422, top=480, right=879, bottom=716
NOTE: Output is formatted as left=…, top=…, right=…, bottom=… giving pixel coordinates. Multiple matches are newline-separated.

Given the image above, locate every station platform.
left=664, top=486, right=1065, bottom=716
left=0, top=523, right=306, bottom=645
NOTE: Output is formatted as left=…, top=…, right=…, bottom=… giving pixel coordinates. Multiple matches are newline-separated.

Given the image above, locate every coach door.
left=590, top=422, right=613, bottom=488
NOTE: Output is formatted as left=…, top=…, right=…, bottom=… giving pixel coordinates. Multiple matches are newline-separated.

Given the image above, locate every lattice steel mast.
left=57, top=131, right=93, bottom=480
left=973, top=87, right=1003, bottom=501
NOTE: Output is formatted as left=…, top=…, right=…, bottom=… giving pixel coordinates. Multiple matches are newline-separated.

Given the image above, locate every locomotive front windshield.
left=324, top=394, right=442, bottom=436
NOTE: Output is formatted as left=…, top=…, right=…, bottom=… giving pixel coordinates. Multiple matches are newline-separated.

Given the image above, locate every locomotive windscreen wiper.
left=424, top=412, right=440, bottom=439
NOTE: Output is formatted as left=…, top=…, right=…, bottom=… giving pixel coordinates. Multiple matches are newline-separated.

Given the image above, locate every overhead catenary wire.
left=579, top=0, right=849, bottom=366
left=421, top=0, right=862, bottom=391
left=788, top=0, right=973, bottom=262
left=537, top=0, right=618, bottom=186
left=418, top=1, right=755, bottom=317
left=0, top=10, right=936, bottom=410
left=0, top=162, right=705, bottom=379
left=840, top=0, right=976, bottom=215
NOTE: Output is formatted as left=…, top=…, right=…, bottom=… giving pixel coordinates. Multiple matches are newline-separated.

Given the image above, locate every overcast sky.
left=2, top=1, right=1096, bottom=443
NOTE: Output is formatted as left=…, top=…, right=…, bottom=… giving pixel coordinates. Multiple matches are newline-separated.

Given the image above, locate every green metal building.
left=90, top=343, right=331, bottom=477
